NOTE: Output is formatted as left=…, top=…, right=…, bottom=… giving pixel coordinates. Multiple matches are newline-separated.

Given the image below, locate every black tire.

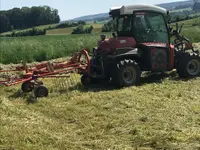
left=81, top=74, right=92, bottom=87
left=34, top=85, right=49, bottom=98
left=176, top=53, right=200, bottom=78
left=111, top=59, right=141, bottom=87
left=21, top=81, right=34, bottom=93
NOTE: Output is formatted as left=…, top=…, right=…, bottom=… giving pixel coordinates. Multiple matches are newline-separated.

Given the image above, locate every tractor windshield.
left=133, top=12, right=169, bottom=43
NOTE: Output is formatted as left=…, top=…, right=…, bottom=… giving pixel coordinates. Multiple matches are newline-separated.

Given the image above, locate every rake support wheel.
left=81, top=74, right=92, bottom=87
left=34, top=85, right=49, bottom=98
left=21, top=81, right=34, bottom=93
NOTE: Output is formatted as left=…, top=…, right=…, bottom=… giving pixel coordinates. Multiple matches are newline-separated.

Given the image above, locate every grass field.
left=0, top=33, right=110, bottom=64
left=0, top=72, right=200, bottom=150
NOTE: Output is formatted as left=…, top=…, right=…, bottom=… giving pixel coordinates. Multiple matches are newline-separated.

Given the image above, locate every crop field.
left=0, top=33, right=110, bottom=64
left=0, top=17, right=200, bottom=150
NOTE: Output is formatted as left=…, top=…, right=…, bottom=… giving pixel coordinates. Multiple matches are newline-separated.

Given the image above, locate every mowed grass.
left=0, top=73, right=200, bottom=149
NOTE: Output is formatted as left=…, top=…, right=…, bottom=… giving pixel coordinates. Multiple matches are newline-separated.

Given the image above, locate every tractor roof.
left=109, top=4, right=167, bottom=17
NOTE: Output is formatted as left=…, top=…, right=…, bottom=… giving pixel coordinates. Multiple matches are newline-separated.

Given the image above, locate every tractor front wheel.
left=112, top=59, right=141, bottom=87
left=176, top=53, right=200, bottom=78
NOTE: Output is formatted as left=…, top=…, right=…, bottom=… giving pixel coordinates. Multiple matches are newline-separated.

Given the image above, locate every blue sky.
left=1, top=0, right=186, bottom=20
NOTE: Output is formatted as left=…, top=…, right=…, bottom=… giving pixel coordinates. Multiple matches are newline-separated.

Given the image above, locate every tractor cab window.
left=133, top=12, right=169, bottom=43
left=117, top=15, right=132, bottom=36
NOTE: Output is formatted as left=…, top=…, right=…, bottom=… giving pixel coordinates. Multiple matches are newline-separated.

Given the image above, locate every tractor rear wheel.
left=112, top=59, right=141, bottom=87
left=176, top=53, right=200, bottom=78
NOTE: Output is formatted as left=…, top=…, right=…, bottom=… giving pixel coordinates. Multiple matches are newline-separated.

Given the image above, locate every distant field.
left=0, top=23, right=103, bottom=36
left=0, top=24, right=58, bottom=36
left=47, top=23, right=103, bottom=35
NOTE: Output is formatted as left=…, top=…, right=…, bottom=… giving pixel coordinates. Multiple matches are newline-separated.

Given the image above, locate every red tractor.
left=81, top=4, right=200, bottom=87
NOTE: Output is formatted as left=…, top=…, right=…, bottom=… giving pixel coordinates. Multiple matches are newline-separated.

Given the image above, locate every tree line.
left=0, top=6, right=60, bottom=33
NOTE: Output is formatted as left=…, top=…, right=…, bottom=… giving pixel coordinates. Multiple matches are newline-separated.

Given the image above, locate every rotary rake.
left=0, top=49, right=90, bottom=97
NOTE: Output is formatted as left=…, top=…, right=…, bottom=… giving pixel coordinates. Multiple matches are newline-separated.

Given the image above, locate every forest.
left=0, top=6, right=60, bottom=33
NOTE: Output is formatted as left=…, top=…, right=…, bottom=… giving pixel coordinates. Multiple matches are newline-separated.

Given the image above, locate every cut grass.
left=0, top=73, right=200, bottom=149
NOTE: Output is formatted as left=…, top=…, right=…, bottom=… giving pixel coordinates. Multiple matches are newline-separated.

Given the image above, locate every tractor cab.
left=109, top=4, right=170, bottom=44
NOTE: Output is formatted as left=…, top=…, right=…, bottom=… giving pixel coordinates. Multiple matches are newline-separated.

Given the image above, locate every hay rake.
left=0, top=49, right=90, bottom=97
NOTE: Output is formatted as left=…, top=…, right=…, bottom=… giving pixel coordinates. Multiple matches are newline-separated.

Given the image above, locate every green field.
left=0, top=33, right=110, bottom=64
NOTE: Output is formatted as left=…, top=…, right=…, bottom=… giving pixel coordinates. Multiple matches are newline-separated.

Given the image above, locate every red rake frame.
left=0, top=49, right=91, bottom=87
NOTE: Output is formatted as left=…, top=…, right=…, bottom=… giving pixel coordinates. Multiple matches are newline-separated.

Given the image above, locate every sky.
left=0, top=0, right=187, bottom=21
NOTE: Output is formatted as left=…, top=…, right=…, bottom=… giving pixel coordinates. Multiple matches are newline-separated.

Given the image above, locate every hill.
left=66, top=0, right=194, bottom=22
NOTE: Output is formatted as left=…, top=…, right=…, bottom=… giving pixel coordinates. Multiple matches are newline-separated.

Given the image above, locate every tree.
left=0, top=5, right=60, bottom=33
left=78, top=20, right=86, bottom=25
left=0, top=13, right=11, bottom=33
left=193, top=0, right=200, bottom=25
